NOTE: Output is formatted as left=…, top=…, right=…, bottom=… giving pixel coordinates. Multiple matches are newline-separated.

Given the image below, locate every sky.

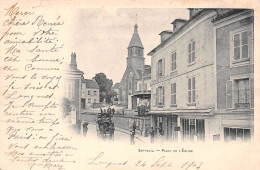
left=71, top=8, right=189, bottom=84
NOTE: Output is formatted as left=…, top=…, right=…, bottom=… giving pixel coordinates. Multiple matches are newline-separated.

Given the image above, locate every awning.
left=148, top=108, right=214, bottom=116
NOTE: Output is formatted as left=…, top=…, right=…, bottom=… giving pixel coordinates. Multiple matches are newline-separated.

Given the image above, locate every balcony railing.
left=234, top=89, right=251, bottom=109
left=134, top=90, right=151, bottom=95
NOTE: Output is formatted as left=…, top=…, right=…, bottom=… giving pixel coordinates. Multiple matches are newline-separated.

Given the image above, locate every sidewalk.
left=115, top=127, right=151, bottom=144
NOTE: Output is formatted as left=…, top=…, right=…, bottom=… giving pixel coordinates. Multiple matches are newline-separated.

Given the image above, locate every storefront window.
left=181, top=118, right=205, bottom=142
left=224, top=127, right=251, bottom=142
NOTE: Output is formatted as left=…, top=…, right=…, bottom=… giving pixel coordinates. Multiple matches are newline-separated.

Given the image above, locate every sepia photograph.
left=0, top=1, right=259, bottom=169
left=63, top=8, right=254, bottom=144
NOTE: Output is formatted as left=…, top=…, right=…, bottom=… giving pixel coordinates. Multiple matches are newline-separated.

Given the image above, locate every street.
left=81, top=123, right=147, bottom=145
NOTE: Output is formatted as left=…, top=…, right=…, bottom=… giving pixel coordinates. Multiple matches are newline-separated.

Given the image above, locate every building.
left=112, top=83, right=120, bottom=104
left=148, top=9, right=254, bottom=142
left=212, top=9, right=254, bottom=142
left=119, top=24, right=145, bottom=110
left=81, top=79, right=100, bottom=109
left=133, top=65, right=152, bottom=115
left=64, top=52, right=84, bottom=131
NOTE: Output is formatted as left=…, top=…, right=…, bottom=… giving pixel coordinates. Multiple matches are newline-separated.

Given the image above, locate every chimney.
left=188, top=8, right=203, bottom=18
left=70, top=52, right=77, bottom=70
left=159, top=30, right=173, bottom=43
left=171, top=19, right=187, bottom=33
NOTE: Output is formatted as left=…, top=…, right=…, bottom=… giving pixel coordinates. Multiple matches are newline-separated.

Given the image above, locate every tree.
left=106, top=90, right=118, bottom=103
left=62, top=97, right=71, bottom=118
left=93, top=73, right=114, bottom=103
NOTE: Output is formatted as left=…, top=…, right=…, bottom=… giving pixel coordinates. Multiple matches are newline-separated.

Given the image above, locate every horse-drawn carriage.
left=96, top=112, right=114, bottom=140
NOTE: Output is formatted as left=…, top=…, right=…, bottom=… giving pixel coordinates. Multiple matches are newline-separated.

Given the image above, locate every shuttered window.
left=156, top=86, right=165, bottom=106
left=66, top=83, right=74, bottom=100
left=226, top=80, right=233, bottom=109
left=250, top=78, right=254, bottom=108
left=171, top=83, right=176, bottom=105
left=158, top=58, right=165, bottom=76
left=188, top=77, right=196, bottom=103
left=171, top=52, right=176, bottom=71
left=188, top=40, right=195, bottom=64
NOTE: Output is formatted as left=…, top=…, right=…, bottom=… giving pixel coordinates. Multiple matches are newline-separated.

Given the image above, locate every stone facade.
left=118, top=24, right=145, bottom=109
left=64, top=52, right=84, bottom=132
left=81, top=79, right=100, bottom=109
left=148, top=9, right=254, bottom=142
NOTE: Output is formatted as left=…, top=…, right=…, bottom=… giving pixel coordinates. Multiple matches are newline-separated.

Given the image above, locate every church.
left=117, top=23, right=150, bottom=110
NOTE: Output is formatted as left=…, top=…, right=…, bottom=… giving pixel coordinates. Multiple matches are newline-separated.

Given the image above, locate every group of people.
left=149, top=126, right=163, bottom=143
left=97, top=107, right=115, bottom=140
left=100, top=106, right=115, bottom=115
left=130, top=122, right=163, bottom=145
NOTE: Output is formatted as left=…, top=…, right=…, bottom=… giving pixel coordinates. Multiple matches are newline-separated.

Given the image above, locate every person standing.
left=112, top=108, right=115, bottom=115
left=109, top=123, right=115, bottom=140
left=130, top=130, right=135, bottom=145
left=82, top=122, right=89, bottom=137
left=150, top=127, right=155, bottom=143
left=133, top=121, right=136, bottom=132
left=107, top=106, right=111, bottom=114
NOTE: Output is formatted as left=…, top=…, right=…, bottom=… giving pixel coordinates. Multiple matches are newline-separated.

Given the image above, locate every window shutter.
left=193, top=40, right=196, bottom=62
left=162, top=58, right=165, bottom=75
left=250, top=78, right=254, bottom=108
left=156, top=88, right=158, bottom=105
left=156, top=61, right=158, bottom=77
left=162, top=86, right=165, bottom=105
left=226, top=80, right=233, bottom=109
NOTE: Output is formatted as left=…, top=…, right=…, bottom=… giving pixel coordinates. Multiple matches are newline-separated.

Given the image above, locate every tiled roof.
left=85, top=79, right=99, bottom=89
left=112, top=83, right=120, bottom=89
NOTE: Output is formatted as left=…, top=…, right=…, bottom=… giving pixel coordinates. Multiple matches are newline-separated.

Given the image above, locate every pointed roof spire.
left=128, top=24, right=143, bottom=49
left=134, top=24, right=138, bottom=33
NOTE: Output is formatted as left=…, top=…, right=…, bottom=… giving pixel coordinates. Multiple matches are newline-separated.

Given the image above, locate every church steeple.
left=134, top=24, right=138, bottom=33
left=128, top=24, right=144, bottom=49
left=126, top=23, right=144, bottom=70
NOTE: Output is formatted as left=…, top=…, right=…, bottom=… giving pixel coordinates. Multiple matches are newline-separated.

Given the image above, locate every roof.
left=171, top=19, right=187, bottom=24
left=128, top=24, right=144, bottom=49
left=148, top=9, right=214, bottom=56
left=212, top=9, right=250, bottom=22
left=112, top=83, right=120, bottom=89
left=143, top=65, right=151, bottom=78
left=136, top=65, right=151, bottom=80
left=85, top=79, right=99, bottom=89
left=159, top=30, right=173, bottom=35
left=120, top=60, right=142, bottom=85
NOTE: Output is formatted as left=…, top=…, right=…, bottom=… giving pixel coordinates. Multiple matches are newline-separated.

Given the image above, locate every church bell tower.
left=127, top=24, right=144, bottom=69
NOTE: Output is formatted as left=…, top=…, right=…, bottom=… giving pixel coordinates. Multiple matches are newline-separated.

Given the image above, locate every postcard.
left=0, top=0, right=259, bottom=169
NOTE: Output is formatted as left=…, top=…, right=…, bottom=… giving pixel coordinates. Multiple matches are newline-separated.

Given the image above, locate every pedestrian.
left=133, top=121, right=136, bottom=132
left=100, top=108, right=103, bottom=113
left=109, top=123, right=115, bottom=140
left=157, top=126, right=163, bottom=142
left=112, top=108, right=115, bottom=115
left=130, top=130, right=135, bottom=145
left=82, top=122, right=88, bottom=137
left=107, top=106, right=111, bottom=114
left=150, top=127, right=155, bottom=143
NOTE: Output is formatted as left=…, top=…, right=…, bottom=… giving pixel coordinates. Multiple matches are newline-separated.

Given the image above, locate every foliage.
left=93, top=73, right=117, bottom=103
